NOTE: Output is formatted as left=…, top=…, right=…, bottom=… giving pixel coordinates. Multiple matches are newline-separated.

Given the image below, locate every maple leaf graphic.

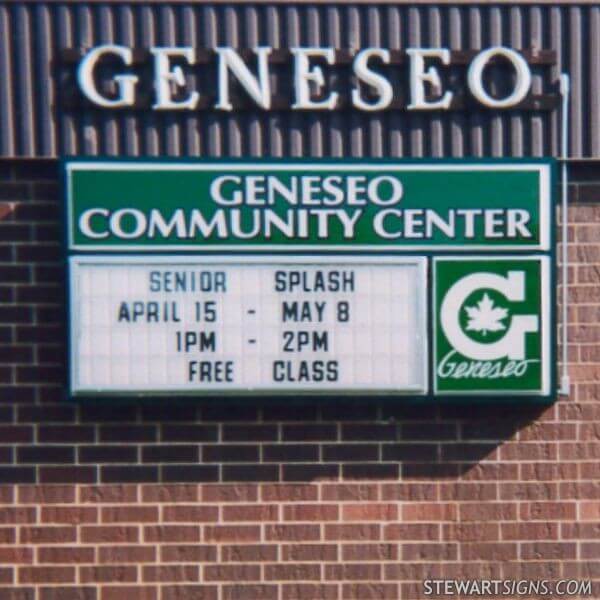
left=464, top=293, right=508, bottom=336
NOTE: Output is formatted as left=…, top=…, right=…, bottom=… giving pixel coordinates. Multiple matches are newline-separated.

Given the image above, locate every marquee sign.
left=65, top=159, right=555, bottom=399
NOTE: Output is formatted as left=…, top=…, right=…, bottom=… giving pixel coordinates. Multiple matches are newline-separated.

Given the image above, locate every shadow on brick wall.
left=1, top=396, right=552, bottom=485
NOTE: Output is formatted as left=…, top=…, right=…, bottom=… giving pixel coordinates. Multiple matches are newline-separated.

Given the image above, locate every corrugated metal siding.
left=0, top=2, right=598, bottom=158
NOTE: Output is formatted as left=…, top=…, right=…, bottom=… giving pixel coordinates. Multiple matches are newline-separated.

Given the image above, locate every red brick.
left=0, top=548, right=34, bottom=564
left=0, top=527, right=16, bottom=543
left=439, top=483, right=497, bottom=501
left=343, top=464, right=398, bottom=480
left=222, top=585, right=278, bottom=600
left=161, top=586, right=217, bottom=600
left=461, top=463, right=518, bottom=481
left=163, top=505, right=219, bottom=522
left=142, top=565, right=199, bottom=582
left=342, top=503, right=397, bottom=521
left=202, top=484, right=258, bottom=503
left=501, top=522, right=559, bottom=540
left=0, top=507, right=36, bottom=524
left=144, top=526, right=199, bottom=543
left=282, top=544, right=338, bottom=562
left=161, top=545, right=217, bottom=563
left=101, top=506, right=158, bottom=523
left=521, top=462, right=578, bottom=481
left=0, top=486, right=14, bottom=503
left=142, top=485, right=198, bottom=503
left=460, top=543, right=518, bottom=561
left=384, top=524, right=439, bottom=541
left=440, top=562, right=502, bottom=579
left=342, top=584, right=397, bottom=599
left=81, top=526, right=139, bottom=544
left=560, top=442, right=600, bottom=460
left=459, top=503, right=517, bottom=521
left=18, top=485, right=75, bottom=504
left=381, top=483, right=435, bottom=501
left=39, top=466, right=96, bottom=485
left=443, top=523, right=499, bottom=542
left=581, top=502, right=600, bottom=520
left=283, top=504, right=338, bottom=521
left=500, top=442, right=557, bottom=461
left=19, top=566, right=75, bottom=583
left=204, top=565, right=260, bottom=581
left=0, top=589, right=34, bottom=600
left=402, top=543, right=457, bottom=561
left=80, top=486, right=138, bottom=504
left=385, top=563, right=442, bottom=581
left=221, top=545, right=277, bottom=562
left=39, top=589, right=97, bottom=600
left=38, top=547, right=94, bottom=564
left=20, top=526, right=77, bottom=544
left=342, top=544, right=396, bottom=561
left=562, top=522, right=600, bottom=539
left=325, top=524, right=380, bottom=541
left=581, top=543, right=600, bottom=559
left=520, top=502, right=577, bottom=520
left=0, top=567, right=14, bottom=585
left=205, top=525, right=260, bottom=543
left=559, top=481, right=600, bottom=499
left=403, top=504, right=457, bottom=522
left=499, top=482, right=557, bottom=501
left=282, top=464, right=338, bottom=482
left=581, top=463, right=600, bottom=479
left=80, top=566, right=137, bottom=583
left=261, top=484, right=318, bottom=502
left=266, top=525, right=320, bottom=542
left=99, top=546, right=156, bottom=564
left=100, top=587, right=157, bottom=600
left=282, top=584, right=338, bottom=600
left=42, top=507, right=98, bottom=524
left=222, top=504, right=278, bottom=522
left=521, top=542, right=577, bottom=560
left=519, top=423, right=577, bottom=441
left=266, top=564, right=321, bottom=581
left=504, top=561, right=563, bottom=580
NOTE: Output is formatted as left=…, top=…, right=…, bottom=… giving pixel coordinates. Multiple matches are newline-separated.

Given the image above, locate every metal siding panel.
left=34, top=5, right=55, bottom=155
left=0, top=5, right=16, bottom=155
left=529, top=6, right=544, bottom=157
left=570, top=7, right=583, bottom=157
left=0, top=2, right=595, bottom=158
left=591, top=7, right=600, bottom=156
left=14, top=4, right=36, bottom=155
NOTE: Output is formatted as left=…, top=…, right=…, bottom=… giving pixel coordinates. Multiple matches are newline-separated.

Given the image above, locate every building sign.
left=65, top=159, right=555, bottom=399
left=72, top=45, right=552, bottom=112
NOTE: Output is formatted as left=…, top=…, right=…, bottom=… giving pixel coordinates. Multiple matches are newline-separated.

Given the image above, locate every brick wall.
left=0, top=159, right=599, bottom=600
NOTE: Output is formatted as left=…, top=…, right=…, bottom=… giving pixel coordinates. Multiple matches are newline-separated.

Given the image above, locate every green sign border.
left=62, top=157, right=557, bottom=402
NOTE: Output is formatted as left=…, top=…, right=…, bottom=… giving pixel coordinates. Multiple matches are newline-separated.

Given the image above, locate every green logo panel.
left=434, top=257, right=550, bottom=395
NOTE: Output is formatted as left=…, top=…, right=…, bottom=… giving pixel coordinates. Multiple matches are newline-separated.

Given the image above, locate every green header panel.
left=66, top=160, right=551, bottom=252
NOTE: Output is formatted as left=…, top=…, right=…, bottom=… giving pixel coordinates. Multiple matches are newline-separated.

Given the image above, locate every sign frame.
left=67, top=254, right=429, bottom=397
left=63, top=157, right=557, bottom=403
